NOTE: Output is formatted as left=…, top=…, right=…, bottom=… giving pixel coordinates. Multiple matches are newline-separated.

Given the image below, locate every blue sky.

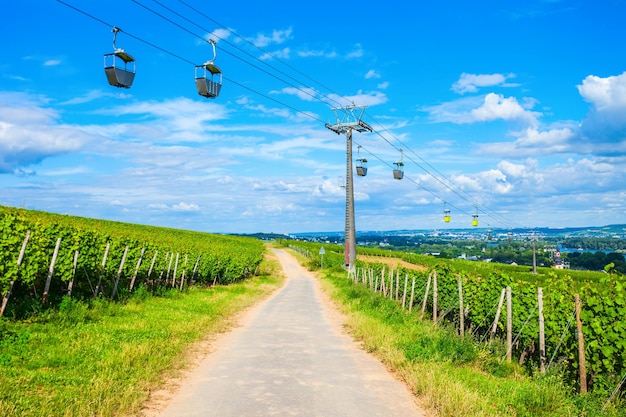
left=2, top=0, right=626, bottom=234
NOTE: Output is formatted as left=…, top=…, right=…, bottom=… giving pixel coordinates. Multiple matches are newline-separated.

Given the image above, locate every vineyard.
left=0, top=205, right=265, bottom=318
left=287, top=240, right=626, bottom=408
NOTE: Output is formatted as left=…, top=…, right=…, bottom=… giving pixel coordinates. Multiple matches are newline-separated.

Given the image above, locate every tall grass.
left=0, top=251, right=284, bottom=417
left=317, top=268, right=625, bottom=417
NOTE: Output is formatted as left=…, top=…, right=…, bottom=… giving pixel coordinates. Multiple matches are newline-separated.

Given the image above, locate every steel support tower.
left=325, top=105, right=372, bottom=272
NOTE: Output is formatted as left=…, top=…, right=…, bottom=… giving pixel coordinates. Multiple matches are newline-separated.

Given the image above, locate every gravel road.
left=154, top=248, right=429, bottom=417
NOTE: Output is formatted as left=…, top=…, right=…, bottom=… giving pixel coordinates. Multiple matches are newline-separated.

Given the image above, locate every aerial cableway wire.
left=174, top=0, right=349, bottom=108
left=365, top=115, right=522, bottom=229
left=148, top=0, right=520, bottom=229
left=132, top=0, right=342, bottom=109
left=55, top=0, right=327, bottom=124
left=56, top=0, right=520, bottom=230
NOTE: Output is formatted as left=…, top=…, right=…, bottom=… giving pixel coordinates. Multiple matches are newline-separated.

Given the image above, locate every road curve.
left=156, top=248, right=428, bottom=417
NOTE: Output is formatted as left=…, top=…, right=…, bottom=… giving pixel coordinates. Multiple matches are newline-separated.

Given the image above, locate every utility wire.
left=133, top=0, right=339, bottom=108
left=55, top=0, right=326, bottom=124
left=175, top=0, right=348, bottom=107
left=57, top=0, right=522, bottom=230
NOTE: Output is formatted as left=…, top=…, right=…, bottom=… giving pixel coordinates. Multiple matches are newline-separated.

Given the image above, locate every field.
left=287, top=239, right=626, bottom=416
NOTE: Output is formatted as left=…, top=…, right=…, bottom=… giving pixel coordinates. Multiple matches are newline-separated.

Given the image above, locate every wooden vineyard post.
left=374, top=271, right=379, bottom=293
left=179, top=254, right=188, bottom=290
left=575, top=294, right=587, bottom=394
left=165, top=253, right=174, bottom=287
left=43, top=238, right=62, bottom=304
left=409, top=275, right=416, bottom=313
left=111, top=246, right=129, bottom=299
left=380, top=266, right=386, bottom=295
left=129, top=247, right=145, bottom=291
left=538, top=287, right=546, bottom=373
left=369, top=269, right=374, bottom=290
left=1, top=230, right=30, bottom=317
left=490, top=288, right=506, bottom=340
left=420, top=272, right=432, bottom=319
left=95, top=243, right=110, bottom=297
left=506, top=286, right=512, bottom=362
left=389, top=268, right=394, bottom=300
left=191, top=255, right=201, bottom=284
left=432, top=271, right=438, bottom=324
left=156, top=253, right=169, bottom=289
left=395, top=269, right=400, bottom=301
left=172, top=253, right=180, bottom=287
left=458, top=275, right=464, bottom=337
left=147, top=251, right=159, bottom=280
left=67, top=250, right=79, bottom=297
left=402, top=273, right=409, bottom=310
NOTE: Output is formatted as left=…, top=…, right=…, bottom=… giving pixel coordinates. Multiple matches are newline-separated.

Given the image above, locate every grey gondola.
left=393, top=161, right=404, bottom=180
left=195, top=62, right=222, bottom=99
left=104, top=27, right=135, bottom=89
left=195, top=39, right=222, bottom=99
left=356, top=158, right=368, bottom=176
left=104, top=51, right=135, bottom=88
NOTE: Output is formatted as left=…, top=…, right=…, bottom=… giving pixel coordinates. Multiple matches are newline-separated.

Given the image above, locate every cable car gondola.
left=393, top=161, right=404, bottom=179
left=104, top=27, right=136, bottom=89
left=393, top=149, right=404, bottom=180
left=195, top=39, right=222, bottom=99
left=444, top=207, right=451, bottom=223
left=356, top=158, right=368, bottom=176
left=472, top=213, right=479, bottom=227
left=355, top=145, right=367, bottom=176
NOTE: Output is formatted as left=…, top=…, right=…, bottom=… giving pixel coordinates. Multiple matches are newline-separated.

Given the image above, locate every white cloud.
left=260, top=48, right=290, bottom=60
left=172, top=202, right=200, bottom=211
left=578, top=72, right=626, bottom=111
left=297, top=49, right=337, bottom=59
left=148, top=202, right=200, bottom=212
left=365, top=70, right=380, bottom=79
left=471, top=93, right=539, bottom=125
left=476, top=126, right=575, bottom=157
left=326, top=91, right=388, bottom=107
left=273, top=87, right=318, bottom=101
left=452, top=73, right=517, bottom=94
left=0, top=92, right=93, bottom=172
left=577, top=72, right=626, bottom=146
left=346, top=44, right=364, bottom=59
left=251, top=28, right=293, bottom=47
left=426, top=93, right=540, bottom=125
left=60, top=90, right=132, bottom=105
left=206, top=28, right=231, bottom=43
left=43, top=59, right=61, bottom=66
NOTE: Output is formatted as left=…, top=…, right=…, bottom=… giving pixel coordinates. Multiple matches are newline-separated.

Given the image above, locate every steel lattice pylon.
left=325, top=104, right=372, bottom=272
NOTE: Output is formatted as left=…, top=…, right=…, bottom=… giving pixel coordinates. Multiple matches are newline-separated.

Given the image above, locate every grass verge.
left=0, top=248, right=285, bottom=417
left=316, top=268, right=625, bottom=417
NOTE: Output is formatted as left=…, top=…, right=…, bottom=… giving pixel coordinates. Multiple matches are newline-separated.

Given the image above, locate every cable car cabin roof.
left=107, top=50, right=135, bottom=64
left=200, top=62, right=222, bottom=75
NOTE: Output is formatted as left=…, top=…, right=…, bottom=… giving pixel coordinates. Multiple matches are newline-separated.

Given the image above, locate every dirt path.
left=141, top=249, right=429, bottom=417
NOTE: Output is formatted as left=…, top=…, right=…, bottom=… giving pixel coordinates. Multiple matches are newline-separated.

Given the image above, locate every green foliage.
left=319, top=268, right=605, bottom=417
left=0, top=205, right=265, bottom=318
left=288, top=239, right=626, bottom=403
left=0, top=269, right=284, bottom=417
